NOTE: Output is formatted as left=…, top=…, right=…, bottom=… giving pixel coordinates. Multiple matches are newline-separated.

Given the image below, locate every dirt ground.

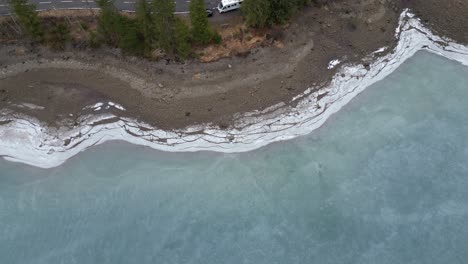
left=0, top=0, right=467, bottom=130
left=409, top=0, right=468, bottom=44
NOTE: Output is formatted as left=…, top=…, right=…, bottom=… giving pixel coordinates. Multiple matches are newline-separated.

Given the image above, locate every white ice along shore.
left=1, top=10, right=468, bottom=169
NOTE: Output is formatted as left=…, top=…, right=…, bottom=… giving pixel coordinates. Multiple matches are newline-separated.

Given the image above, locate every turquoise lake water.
left=1, top=51, right=468, bottom=263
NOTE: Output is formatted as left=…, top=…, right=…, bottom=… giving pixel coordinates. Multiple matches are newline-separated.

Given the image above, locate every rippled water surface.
left=1, top=51, right=468, bottom=264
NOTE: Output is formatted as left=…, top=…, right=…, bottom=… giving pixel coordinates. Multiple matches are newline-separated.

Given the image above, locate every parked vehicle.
left=217, top=0, right=243, bottom=13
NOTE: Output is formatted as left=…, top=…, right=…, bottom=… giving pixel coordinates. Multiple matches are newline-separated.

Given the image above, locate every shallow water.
left=1, top=51, right=468, bottom=264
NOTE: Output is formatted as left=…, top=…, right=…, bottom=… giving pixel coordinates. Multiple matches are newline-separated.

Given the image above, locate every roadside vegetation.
left=93, top=0, right=222, bottom=58
left=190, top=0, right=220, bottom=45
left=7, top=0, right=219, bottom=59
left=5, top=0, right=319, bottom=60
left=242, top=0, right=321, bottom=28
left=9, top=0, right=44, bottom=42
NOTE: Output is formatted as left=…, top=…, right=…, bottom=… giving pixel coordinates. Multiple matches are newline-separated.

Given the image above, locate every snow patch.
left=108, top=102, right=126, bottom=111
left=82, top=102, right=126, bottom=112
left=327, top=59, right=341, bottom=69
left=11, top=103, right=45, bottom=110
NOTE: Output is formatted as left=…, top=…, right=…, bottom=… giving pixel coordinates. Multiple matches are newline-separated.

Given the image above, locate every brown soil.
left=409, top=0, right=468, bottom=44
left=1, top=0, right=466, bottom=131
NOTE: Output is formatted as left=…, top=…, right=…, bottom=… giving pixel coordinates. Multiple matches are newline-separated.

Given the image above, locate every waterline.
left=1, top=10, right=468, bottom=168
left=1, top=51, right=468, bottom=263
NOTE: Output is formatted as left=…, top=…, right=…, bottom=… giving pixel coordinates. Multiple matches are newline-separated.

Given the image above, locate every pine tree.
left=9, top=0, right=44, bottom=42
left=269, top=0, right=294, bottom=25
left=96, top=0, right=121, bottom=46
left=152, top=0, right=176, bottom=53
left=242, top=0, right=311, bottom=27
left=242, top=0, right=271, bottom=28
left=174, top=18, right=191, bottom=59
left=136, top=0, right=156, bottom=55
left=118, top=16, right=145, bottom=56
left=151, top=0, right=192, bottom=58
left=46, top=23, right=70, bottom=50
left=189, top=0, right=211, bottom=44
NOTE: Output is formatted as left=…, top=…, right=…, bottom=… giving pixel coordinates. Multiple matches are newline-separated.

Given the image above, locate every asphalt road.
left=0, top=0, right=219, bottom=15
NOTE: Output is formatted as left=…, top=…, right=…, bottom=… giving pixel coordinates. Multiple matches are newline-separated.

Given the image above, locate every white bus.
left=217, top=0, right=244, bottom=13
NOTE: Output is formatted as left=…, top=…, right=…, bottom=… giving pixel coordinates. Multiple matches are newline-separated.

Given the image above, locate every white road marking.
left=0, top=4, right=6, bottom=7
left=81, top=0, right=94, bottom=2
left=61, top=0, right=73, bottom=2
left=39, top=1, right=52, bottom=4
left=123, top=1, right=135, bottom=3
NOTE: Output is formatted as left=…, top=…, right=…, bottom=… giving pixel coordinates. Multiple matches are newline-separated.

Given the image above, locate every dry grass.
left=0, top=17, right=21, bottom=43
left=37, top=9, right=99, bottom=18
left=198, top=24, right=267, bottom=62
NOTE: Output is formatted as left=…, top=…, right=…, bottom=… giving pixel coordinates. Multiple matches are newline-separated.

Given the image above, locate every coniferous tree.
left=136, top=0, right=156, bottom=55
left=189, top=0, right=211, bottom=44
left=152, top=0, right=191, bottom=58
left=269, top=0, right=294, bottom=25
left=9, top=0, right=44, bottom=41
left=242, top=0, right=312, bottom=27
left=96, top=0, right=121, bottom=46
left=174, top=18, right=191, bottom=59
left=242, top=0, right=271, bottom=28
left=152, top=0, right=176, bottom=53
left=118, top=16, right=146, bottom=55
left=46, top=23, right=70, bottom=50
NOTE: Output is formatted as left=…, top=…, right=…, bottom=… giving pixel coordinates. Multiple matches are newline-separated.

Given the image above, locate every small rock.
left=363, top=63, right=371, bottom=70
left=192, top=73, right=202, bottom=80
left=158, top=83, right=164, bottom=88
left=15, top=47, right=26, bottom=56
left=219, top=123, right=229, bottom=130
left=228, top=64, right=232, bottom=69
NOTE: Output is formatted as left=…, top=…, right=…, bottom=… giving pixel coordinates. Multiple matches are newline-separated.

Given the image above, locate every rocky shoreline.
left=1, top=0, right=403, bottom=129
left=2, top=10, right=468, bottom=168
left=1, top=0, right=468, bottom=168
left=1, top=1, right=467, bottom=132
